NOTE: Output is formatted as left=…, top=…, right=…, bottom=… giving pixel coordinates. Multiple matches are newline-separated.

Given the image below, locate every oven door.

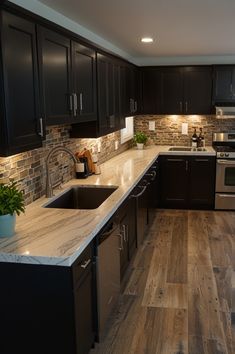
left=216, top=159, right=235, bottom=193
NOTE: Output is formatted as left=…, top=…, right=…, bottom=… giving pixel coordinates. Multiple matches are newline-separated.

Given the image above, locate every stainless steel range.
left=213, top=132, right=235, bottom=210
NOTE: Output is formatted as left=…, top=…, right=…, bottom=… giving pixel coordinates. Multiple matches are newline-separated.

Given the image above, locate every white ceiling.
left=19, top=0, right=235, bottom=65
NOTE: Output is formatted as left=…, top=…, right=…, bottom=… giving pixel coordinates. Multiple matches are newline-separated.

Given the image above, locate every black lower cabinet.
left=160, top=156, right=189, bottom=208
left=0, top=242, right=96, bottom=354
left=146, top=159, right=160, bottom=225
left=189, top=157, right=216, bottom=209
left=160, top=155, right=216, bottom=209
left=118, top=197, right=136, bottom=280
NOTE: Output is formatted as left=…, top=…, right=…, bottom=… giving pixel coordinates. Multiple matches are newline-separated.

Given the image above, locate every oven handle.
left=217, top=194, right=235, bottom=198
left=217, top=159, right=235, bottom=165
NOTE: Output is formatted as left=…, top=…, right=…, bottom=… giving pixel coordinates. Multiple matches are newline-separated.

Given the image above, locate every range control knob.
left=220, top=152, right=225, bottom=157
left=225, top=153, right=229, bottom=157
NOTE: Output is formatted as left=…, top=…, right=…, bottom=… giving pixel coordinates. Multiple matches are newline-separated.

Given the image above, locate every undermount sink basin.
left=168, top=146, right=207, bottom=152
left=43, top=185, right=118, bottom=210
left=168, top=147, right=192, bottom=151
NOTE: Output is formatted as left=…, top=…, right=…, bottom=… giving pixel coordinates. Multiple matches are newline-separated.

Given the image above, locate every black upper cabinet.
left=142, top=68, right=162, bottom=114
left=0, top=11, right=42, bottom=156
left=38, top=27, right=73, bottom=125
left=72, top=42, right=97, bottom=123
left=162, top=66, right=212, bottom=114
left=142, top=66, right=212, bottom=115
left=126, top=65, right=139, bottom=115
left=183, top=67, right=212, bottom=114
left=97, top=53, right=115, bottom=135
left=97, top=53, right=126, bottom=135
left=38, top=27, right=97, bottom=126
left=213, top=65, right=235, bottom=103
left=162, top=67, right=183, bottom=114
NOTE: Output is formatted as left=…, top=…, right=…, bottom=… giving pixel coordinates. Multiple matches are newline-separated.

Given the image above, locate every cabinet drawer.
left=72, top=243, right=93, bottom=285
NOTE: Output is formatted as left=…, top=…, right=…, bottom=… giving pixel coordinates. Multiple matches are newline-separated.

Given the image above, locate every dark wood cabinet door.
left=162, top=68, right=183, bottom=114
left=119, top=210, right=130, bottom=279
left=72, top=42, right=97, bottom=122
left=0, top=11, right=42, bottom=156
left=74, top=267, right=95, bottom=354
left=97, top=53, right=116, bottom=135
left=73, top=242, right=95, bottom=354
left=142, top=68, right=162, bottom=114
left=184, top=67, right=212, bottom=114
left=127, top=197, right=136, bottom=260
left=120, top=64, right=128, bottom=120
left=160, top=156, right=189, bottom=208
left=213, top=66, right=234, bottom=102
left=38, top=27, right=72, bottom=125
left=189, top=156, right=215, bottom=209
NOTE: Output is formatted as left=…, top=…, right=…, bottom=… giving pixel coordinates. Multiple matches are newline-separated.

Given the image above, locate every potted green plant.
left=133, top=131, right=148, bottom=150
left=0, top=181, right=25, bottom=237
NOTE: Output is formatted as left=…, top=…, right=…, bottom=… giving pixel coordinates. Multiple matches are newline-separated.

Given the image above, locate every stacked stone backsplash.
left=0, top=125, right=131, bottom=206
left=134, top=115, right=235, bottom=146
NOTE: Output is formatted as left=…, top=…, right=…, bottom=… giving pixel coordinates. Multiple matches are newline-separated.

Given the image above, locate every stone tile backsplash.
left=0, top=125, right=131, bottom=205
left=1, top=114, right=235, bottom=206
left=134, top=115, right=235, bottom=146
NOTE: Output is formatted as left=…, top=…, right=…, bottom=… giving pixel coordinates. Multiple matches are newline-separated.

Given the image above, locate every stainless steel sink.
left=43, top=185, right=118, bottom=210
left=168, top=147, right=192, bottom=151
left=168, top=146, right=207, bottom=152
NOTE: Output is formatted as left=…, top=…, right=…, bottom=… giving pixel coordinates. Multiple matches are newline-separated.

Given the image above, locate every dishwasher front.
left=97, top=215, right=121, bottom=340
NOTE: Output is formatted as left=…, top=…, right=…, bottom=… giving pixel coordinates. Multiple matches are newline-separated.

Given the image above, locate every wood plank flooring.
left=90, top=210, right=235, bottom=354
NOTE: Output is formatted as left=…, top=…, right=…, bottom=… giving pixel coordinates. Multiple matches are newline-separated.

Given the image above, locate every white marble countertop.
left=0, top=145, right=215, bottom=266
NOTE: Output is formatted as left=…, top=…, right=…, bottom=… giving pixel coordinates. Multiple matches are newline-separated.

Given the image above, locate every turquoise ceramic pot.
left=0, top=213, right=16, bottom=237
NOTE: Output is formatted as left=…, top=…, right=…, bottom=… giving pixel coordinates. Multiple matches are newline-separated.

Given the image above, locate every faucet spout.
left=45, top=146, right=77, bottom=198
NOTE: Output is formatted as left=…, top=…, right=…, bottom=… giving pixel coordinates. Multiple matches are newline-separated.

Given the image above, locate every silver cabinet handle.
left=79, top=93, right=83, bottom=111
left=230, top=83, right=233, bottom=96
left=185, top=160, right=188, bottom=171
left=72, top=93, right=77, bottom=117
left=80, top=259, right=91, bottom=269
left=195, top=159, right=209, bottom=162
left=134, top=101, right=137, bottom=112
left=185, top=101, right=188, bottom=113
left=69, top=94, right=73, bottom=111
left=130, top=185, right=147, bottom=198
left=38, top=118, right=44, bottom=137
left=180, top=101, right=183, bottom=112
left=122, top=224, right=129, bottom=242
left=118, top=233, right=124, bottom=251
left=150, top=170, right=157, bottom=181
left=167, top=158, right=184, bottom=162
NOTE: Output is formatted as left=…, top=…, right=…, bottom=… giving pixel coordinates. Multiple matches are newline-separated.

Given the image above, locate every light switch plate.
left=181, top=123, right=188, bottom=135
left=149, top=121, right=155, bottom=131
left=115, top=140, right=119, bottom=150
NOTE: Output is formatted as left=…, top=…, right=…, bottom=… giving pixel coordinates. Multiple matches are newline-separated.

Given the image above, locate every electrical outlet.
left=181, top=123, right=188, bottom=135
left=115, top=140, right=119, bottom=150
left=149, top=121, right=155, bottom=131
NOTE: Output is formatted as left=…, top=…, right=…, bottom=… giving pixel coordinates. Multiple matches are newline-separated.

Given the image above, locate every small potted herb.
left=0, top=181, right=25, bottom=237
left=134, top=131, right=148, bottom=149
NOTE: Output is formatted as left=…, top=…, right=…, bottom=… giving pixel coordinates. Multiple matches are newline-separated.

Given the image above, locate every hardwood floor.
left=91, top=210, right=235, bottom=354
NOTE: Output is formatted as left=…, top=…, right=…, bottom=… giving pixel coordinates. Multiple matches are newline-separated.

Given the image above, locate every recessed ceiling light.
left=141, top=37, right=153, bottom=43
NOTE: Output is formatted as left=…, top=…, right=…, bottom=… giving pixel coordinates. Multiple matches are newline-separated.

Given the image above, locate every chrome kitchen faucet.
left=45, top=146, right=77, bottom=198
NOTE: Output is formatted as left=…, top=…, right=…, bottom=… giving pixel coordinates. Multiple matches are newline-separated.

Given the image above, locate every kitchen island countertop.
left=0, top=145, right=215, bottom=266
